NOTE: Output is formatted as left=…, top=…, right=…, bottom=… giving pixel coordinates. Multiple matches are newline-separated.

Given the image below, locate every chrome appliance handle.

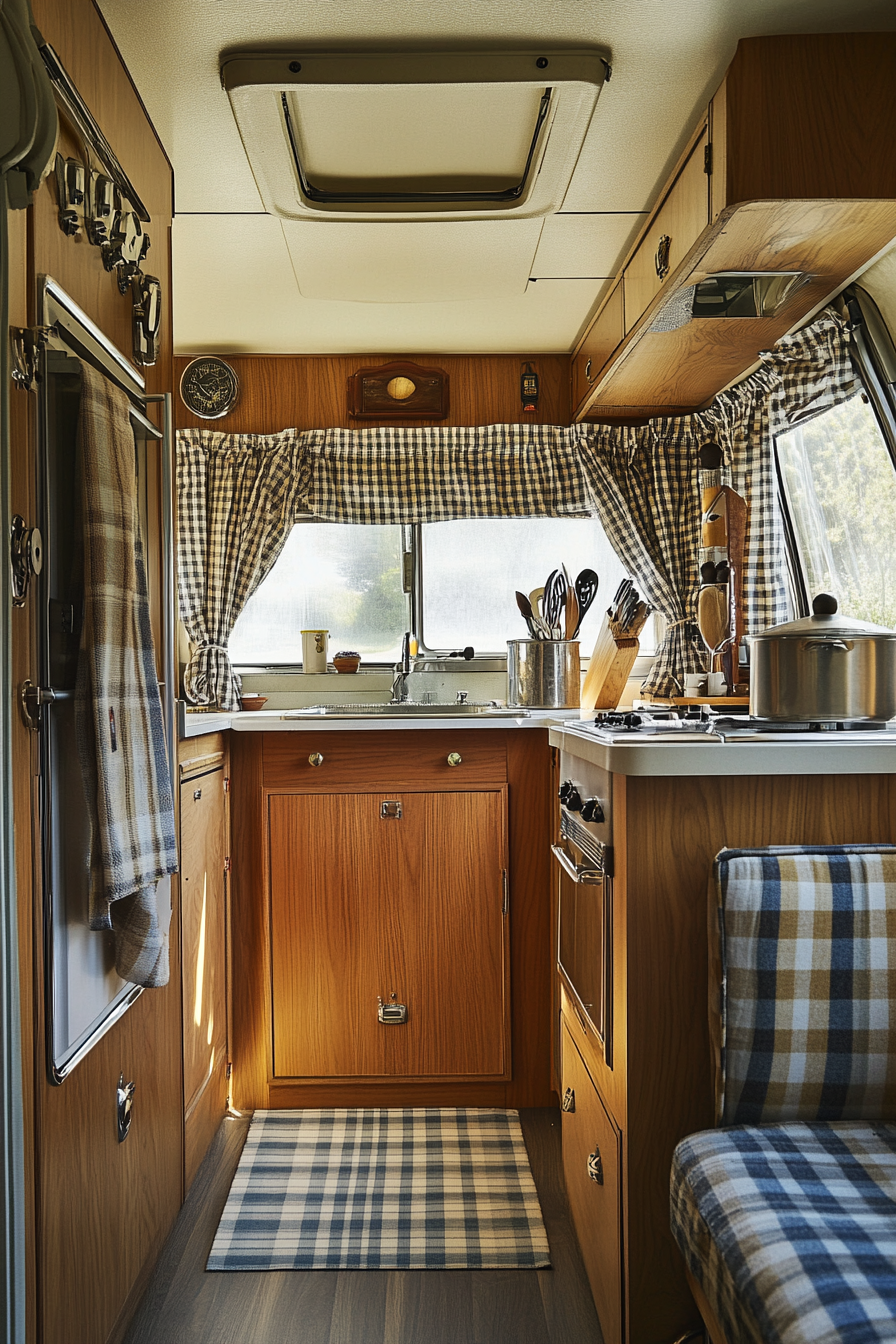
left=552, top=843, right=603, bottom=886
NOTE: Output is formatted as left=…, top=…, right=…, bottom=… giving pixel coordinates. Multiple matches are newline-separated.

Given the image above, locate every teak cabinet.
left=552, top=739, right=896, bottom=1344
left=178, top=735, right=230, bottom=1190
left=229, top=729, right=555, bottom=1111
left=269, top=788, right=508, bottom=1080
left=573, top=33, right=896, bottom=419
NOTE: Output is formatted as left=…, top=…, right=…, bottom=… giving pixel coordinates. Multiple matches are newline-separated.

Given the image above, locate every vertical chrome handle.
left=655, top=234, right=671, bottom=279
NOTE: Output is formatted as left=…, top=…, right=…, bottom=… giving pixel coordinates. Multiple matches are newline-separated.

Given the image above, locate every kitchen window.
left=229, top=515, right=638, bottom=666
left=776, top=391, right=896, bottom=626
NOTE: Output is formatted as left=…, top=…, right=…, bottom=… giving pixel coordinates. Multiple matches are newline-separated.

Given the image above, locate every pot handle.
left=801, top=639, right=854, bottom=652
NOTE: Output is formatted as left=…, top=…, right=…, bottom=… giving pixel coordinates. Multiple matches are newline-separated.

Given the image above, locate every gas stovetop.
left=569, top=711, right=896, bottom=745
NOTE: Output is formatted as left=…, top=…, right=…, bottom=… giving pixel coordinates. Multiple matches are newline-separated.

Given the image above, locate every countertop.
left=550, top=722, right=896, bottom=776
left=180, top=706, right=579, bottom=738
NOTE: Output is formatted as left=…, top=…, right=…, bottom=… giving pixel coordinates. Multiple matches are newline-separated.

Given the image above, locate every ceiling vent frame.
left=221, top=49, right=611, bottom=223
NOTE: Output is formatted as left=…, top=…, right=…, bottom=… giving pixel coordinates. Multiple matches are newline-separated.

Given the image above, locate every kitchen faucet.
left=390, top=631, right=412, bottom=703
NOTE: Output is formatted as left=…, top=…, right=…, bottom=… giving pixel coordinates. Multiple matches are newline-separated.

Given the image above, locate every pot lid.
left=753, top=593, right=896, bottom=639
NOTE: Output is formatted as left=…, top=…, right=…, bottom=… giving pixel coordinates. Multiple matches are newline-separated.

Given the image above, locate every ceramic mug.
left=301, top=628, right=328, bottom=673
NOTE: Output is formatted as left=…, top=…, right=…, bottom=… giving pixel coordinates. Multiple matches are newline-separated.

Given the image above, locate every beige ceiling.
left=97, top=0, right=896, bottom=356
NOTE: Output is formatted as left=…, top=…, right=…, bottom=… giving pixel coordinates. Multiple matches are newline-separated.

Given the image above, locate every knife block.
left=581, top=616, right=640, bottom=710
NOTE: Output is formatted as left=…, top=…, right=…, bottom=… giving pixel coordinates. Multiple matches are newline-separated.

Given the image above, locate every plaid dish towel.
left=75, top=363, right=177, bottom=988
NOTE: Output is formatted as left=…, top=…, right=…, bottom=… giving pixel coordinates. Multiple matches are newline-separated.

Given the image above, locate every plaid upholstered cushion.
left=713, top=846, right=896, bottom=1126
left=670, top=1122, right=896, bottom=1344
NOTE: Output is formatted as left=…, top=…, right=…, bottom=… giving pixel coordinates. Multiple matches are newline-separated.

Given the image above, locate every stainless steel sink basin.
left=281, top=703, right=527, bottom=719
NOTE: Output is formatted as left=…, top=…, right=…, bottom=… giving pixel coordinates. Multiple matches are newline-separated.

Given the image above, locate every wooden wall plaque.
left=348, top=360, right=449, bottom=420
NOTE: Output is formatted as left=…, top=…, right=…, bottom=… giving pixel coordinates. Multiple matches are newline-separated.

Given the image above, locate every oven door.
left=553, top=824, right=613, bottom=1069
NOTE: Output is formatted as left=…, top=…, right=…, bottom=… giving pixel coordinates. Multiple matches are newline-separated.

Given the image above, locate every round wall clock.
left=179, top=356, right=240, bottom=419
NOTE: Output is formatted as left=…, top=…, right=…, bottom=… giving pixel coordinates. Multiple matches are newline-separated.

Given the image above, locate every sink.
left=281, top=703, right=528, bottom=719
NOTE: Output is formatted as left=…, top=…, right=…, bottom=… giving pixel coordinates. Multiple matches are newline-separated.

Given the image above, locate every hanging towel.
left=75, top=362, right=177, bottom=988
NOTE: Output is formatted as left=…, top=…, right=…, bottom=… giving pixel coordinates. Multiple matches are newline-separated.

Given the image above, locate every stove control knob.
left=581, top=798, right=605, bottom=824
left=558, top=780, right=574, bottom=804
left=564, top=787, right=583, bottom=812
left=623, top=712, right=642, bottom=729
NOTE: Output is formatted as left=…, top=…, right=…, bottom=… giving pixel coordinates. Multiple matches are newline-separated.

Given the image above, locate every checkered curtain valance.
left=576, top=310, right=858, bottom=695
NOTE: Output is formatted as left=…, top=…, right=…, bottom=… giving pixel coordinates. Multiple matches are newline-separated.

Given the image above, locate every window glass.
left=420, top=517, right=630, bottom=654
left=228, top=523, right=405, bottom=664
left=776, top=393, right=896, bottom=626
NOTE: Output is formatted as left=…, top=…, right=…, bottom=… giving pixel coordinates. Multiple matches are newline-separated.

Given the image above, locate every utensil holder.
left=507, top=640, right=580, bottom=708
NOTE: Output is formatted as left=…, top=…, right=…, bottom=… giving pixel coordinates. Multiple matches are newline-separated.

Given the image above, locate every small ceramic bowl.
left=240, top=695, right=268, bottom=712
left=333, top=651, right=361, bottom=674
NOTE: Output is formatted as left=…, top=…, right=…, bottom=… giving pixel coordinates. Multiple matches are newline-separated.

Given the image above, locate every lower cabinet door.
left=561, top=1017, right=623, bottom=1344
left=269, top=789, right=508, bottom=1079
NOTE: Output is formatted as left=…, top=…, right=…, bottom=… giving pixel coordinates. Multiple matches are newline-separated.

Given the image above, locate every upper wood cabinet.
left=573, top=33, right=896, bottom=420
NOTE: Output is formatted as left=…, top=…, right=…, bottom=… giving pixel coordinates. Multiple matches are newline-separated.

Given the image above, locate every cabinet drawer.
left=263, top=729, right=508, bottom=790
left=624, top=123, right=709, bottom=334
left=561, top=1019, right=623, bottom=1344
left=573, top=279, right=624, bottom=415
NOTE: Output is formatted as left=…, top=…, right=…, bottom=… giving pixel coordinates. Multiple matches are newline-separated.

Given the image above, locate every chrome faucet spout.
left=391, top=631, right=412, bottom=703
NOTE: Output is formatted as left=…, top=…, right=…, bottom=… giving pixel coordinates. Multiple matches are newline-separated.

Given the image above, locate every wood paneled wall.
left=174, top=354, right=572, bottom=434
left=13, top=5, right=182, bottom=1344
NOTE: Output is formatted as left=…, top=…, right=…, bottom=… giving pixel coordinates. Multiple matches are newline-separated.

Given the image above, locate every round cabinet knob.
left=447, top=752, right=462, bottom=767
left=308, top=752, right=324, bottom=767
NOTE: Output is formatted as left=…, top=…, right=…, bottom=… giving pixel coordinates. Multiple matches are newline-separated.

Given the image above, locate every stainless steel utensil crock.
left=749, top=593, right=896, bottom=722
left=507, top=640, right=580, bottom=708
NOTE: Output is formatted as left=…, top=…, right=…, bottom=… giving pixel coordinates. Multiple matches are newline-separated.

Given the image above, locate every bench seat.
left=671, top=1122, right=896, bottom=1344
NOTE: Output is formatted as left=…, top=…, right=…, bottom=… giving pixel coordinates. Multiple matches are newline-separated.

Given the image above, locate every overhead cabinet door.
left=269, top=789, right=509, bottom=1079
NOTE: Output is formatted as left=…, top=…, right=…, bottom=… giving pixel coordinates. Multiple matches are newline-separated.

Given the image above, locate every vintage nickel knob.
left=447, top=752, right=462, bottom=767
left=308, top=752, right=324, bottom=767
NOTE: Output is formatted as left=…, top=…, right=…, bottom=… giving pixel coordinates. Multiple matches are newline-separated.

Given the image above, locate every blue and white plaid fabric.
left=671, top=1122, right=896, bottom=1344
left=208, top=1108, right=551, bottom=1271
left=713, top=846, right=896, bottom=1126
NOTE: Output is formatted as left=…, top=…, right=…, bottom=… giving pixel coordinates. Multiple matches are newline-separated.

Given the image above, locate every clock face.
left=179, top=357, right=240, bottom=420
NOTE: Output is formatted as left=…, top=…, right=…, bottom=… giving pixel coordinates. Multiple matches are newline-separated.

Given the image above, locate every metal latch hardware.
left=117, top=1074, right=136, bottom=1144
left=10, top=516, right=43, bottom=606
left=20, top=680, right=55, bottom=732
left=588, top=1145, right=604, bottom=1184
left=562, top=1087, right=576, bottom=1113
left=378, top=992, right=408, bottom=1025
left=10, top=326, right=53, bottom=393
left=380, top=800, right=402, bottom=819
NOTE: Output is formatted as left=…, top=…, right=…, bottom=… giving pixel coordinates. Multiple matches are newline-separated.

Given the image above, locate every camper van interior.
left=4, top=0, right=896, bottom=1341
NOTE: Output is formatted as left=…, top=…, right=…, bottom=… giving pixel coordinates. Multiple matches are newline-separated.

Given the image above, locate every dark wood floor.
left=123, top=1108, right=603, bottom=1344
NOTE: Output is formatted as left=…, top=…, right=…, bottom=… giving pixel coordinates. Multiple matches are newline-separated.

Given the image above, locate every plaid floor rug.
left=207, top=1108, right=551, bottom=1271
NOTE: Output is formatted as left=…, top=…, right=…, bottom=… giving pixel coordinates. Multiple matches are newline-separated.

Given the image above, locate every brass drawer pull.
left=308, top=752, right=324, bottom=767
left=655, top=234, right=671, bottom=279
left=447, top=752, right=462, bottom=767
left=588, top=1146, right=604, bottom=1184
left=584, top=358, right=592, bottom=382
left=561, top=1087, right=576, bottom=1113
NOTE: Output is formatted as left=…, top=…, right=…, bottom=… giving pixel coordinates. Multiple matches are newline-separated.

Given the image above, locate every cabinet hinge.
left=704, top=141, right=713, bottom=175
left=224, top=856, right=231, bottom=873
left=223, top=776, right=230, bottom=793
left=225, top=1061, right=232, bottom=1079
left=502, top=869, right=509, bottom=917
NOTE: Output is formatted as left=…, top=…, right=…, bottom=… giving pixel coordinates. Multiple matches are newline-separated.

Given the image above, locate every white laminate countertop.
left=180, top=707, right=579, bottom=738
left=549, top=723, right=896, bottom=777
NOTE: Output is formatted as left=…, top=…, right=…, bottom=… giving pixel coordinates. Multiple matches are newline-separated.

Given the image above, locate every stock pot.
left=749, top=593, right=896, bottom=723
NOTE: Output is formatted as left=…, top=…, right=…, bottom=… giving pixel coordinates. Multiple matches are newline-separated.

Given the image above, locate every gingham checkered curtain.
left=576, top=309, right=858, bottom=696
left=176, top=423, right=589, bottom=706
left=177, top=429, right=313, bottom=708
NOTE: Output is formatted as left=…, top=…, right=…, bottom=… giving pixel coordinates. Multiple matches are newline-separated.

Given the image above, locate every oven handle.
left=551, top=843, right=604, bottom=886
